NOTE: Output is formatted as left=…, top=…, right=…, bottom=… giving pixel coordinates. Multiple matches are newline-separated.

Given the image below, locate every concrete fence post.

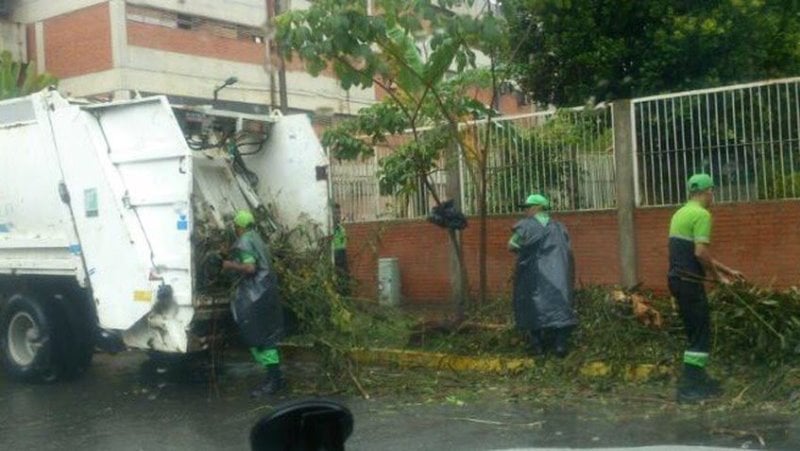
left=612, top=99, right=639, bottom=288
left=446, top=143, right=466, bottom=312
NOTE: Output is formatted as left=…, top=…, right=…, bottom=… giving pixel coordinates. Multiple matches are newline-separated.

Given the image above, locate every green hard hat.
left=233, top=210, right=255, bottom=228
left=523, top=194, right=550, bottom=209
left=688, top=173, right=714, bottom=193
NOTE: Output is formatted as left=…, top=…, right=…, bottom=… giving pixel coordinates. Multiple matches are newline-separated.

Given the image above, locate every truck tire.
left=0, top=294, right=62, bottom=383
left=49, top=293, right=95, bottom=380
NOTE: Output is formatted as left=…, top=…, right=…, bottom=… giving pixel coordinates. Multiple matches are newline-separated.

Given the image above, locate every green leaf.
left=423, top=37, right=459, bottom=85
left=384, top=27, right=425, bottom=95
left=0, top=51, right=58, bottom=100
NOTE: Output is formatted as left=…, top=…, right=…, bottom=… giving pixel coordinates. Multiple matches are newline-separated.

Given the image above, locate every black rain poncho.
left=231, top=230, right=285, bottom=348
left=511, top=216, right=577, bottom=331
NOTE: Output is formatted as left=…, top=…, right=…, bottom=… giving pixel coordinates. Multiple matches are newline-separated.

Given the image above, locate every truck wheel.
left=49, top=294, right=95, bottom=380
left=0, top=294, right=61, bottom=383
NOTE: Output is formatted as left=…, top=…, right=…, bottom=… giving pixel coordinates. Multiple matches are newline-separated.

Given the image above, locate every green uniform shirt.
left=235, top=230, right=270, bottom=271
left=237, top=251, right=257, bottom=265
left=668, top=200, right=712, bottom=279
left=333, top=224, right=347, bottom=251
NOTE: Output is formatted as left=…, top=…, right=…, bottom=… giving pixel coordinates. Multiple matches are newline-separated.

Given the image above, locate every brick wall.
left=347, top=209, right=622, bottom=303
left=127, top=20, right=264, bottom=65
left=43, top=3, right=113, bottom=79
left=346, top=200, right=800, bottom=304
left=636, top=201, right=800, bottom=291
left=347, top=221, right=452, bottom=303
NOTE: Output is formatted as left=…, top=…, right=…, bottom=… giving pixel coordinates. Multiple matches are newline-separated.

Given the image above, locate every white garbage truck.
left=0, top=90, right=330, bottom=382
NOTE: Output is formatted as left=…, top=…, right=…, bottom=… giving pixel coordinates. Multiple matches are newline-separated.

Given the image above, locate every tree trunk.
left=421, top=173, right=467, bottom=322
left=415, top=175, right=430, bottom=217
left=447, top=228, right=468, bottom=323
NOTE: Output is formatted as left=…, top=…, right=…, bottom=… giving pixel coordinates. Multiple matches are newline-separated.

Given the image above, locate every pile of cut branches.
left=409, top=285, right=800, bottom=376
left=711, top=284, right=800, bottom=367
left=196, top=205, right=800, bottom=401
left=260, top=215, right=415, bottom=393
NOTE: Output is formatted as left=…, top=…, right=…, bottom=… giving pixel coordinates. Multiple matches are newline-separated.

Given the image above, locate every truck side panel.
left=245, top=114, right=331, bottom=239
left=0, top=96, right=83, bottom=280
left=49, top=97, right=193, bottom=352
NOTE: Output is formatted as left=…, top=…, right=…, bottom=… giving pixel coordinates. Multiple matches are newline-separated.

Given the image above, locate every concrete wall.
left=127, top=19, right=264, bottom=64
left=124, top=46, right=270, bottom=102
left=0, top=19, right=26, bottom=61
left=119, top=46, right=373, bottom=112
left=345, top=201, right=800, bottom=304
left=127, top=0, right=267, bottom=28
left=11, top=0, right=107, bottom=22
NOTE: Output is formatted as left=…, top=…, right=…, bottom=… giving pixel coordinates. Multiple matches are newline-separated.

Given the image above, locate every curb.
left=349, top=348, right=534, bottom=374
left=280, top=344, right=671, bottom=381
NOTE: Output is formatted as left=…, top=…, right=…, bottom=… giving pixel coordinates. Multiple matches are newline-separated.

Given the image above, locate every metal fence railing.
left=331, top=77, right=800, bottom=222
left=330, top=137, right=448, bottom=223
left=460, top=107, right=615, bottom=215
left=634, top=78, right=800, bottom=206
left=331, top=107, right=616, bottom=222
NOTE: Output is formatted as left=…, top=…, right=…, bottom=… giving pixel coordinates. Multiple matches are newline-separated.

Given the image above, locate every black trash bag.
left=428, top=199, right=468, bottom=230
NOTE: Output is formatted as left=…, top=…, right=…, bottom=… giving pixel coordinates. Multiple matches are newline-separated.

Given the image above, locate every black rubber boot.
left=700, top=370, right=723, bottom=396
left=250, top=365, right=287, bottom=398
left=528, top=330, right=545, bottom=357
left=677, top=364, right=722, bottom=403
left=553, top=327, right=571, bottom=359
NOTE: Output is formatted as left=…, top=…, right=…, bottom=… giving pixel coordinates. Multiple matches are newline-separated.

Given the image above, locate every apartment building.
left=2, top=0, right=527, bottom=118
left=2, top=0, right=373, bottom=116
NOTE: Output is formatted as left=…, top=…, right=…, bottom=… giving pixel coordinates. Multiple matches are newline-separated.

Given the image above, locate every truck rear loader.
left=0, top=90, right=330, bottom=382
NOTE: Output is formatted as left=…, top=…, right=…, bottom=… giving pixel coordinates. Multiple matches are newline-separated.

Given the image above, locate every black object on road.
left=251, top=399, right=353, bottom=451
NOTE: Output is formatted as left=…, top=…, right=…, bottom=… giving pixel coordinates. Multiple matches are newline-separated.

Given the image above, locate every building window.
left=176, top=14, right=193, bottom=30
left=127, top=5, right=265, bottom=42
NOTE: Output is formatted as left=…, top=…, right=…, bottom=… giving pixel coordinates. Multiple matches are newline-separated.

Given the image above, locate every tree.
left=505, top=0, right=800, bottom=106
left=0, top=51, right=57, bottom=100
left=276, top=0, right=510, bottom=316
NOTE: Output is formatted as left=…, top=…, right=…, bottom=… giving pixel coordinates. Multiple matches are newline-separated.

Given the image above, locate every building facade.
left=1, top=0, right=528, bottom=119
left=3, top=0, right=378, bottom=116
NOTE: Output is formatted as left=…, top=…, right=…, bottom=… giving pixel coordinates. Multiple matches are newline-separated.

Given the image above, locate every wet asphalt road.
left=0, top=351, right=798, bottom=451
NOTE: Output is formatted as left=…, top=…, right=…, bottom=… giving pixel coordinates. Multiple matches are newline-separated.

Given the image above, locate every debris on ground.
left=710, top=284, right=800, bottom=366
left=611, top=289, right=664, bottom=329
left=194, top=205, right=800, bottom=410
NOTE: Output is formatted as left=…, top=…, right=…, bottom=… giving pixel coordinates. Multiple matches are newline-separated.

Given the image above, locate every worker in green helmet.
left=223, top=210, right=286, bottom=397
left=509, top=194, right=577, bottom=358
left=332, top=203, right=350, bottom=295
left=668, top=174, right=744, bottom=403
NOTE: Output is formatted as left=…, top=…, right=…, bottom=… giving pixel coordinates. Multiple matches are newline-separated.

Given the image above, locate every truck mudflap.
left=116, top=291, right=231, bottom=354
left=120, top=285, right=195, bottom=353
